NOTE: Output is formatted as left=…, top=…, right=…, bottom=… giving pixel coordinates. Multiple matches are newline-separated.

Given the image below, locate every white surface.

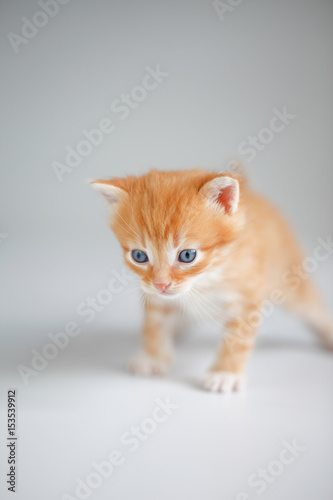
left=1, top=0, right=333, bottom=498
left=1, top=317, right=333, bottom=500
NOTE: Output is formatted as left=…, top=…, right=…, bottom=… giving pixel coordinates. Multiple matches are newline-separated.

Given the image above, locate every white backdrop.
left=1, top=0, right=332, bottom=330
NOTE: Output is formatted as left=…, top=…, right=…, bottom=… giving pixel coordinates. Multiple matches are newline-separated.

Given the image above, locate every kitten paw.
left=128, top=352, right=169, bottom=376
left=200, top=371, right=245, bottom=393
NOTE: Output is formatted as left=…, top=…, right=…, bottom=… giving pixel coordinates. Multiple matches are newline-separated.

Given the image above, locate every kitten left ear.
left=200, top=175, right=239, bottom=215
left=91, top=180, right=127, bottom=206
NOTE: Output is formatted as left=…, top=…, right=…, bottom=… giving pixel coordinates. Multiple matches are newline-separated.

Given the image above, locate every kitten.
left=92, top=169, right=333, bottom=392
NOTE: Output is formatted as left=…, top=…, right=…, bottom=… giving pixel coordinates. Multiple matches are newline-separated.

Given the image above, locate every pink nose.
left=154, top=281, right=171, bottom=292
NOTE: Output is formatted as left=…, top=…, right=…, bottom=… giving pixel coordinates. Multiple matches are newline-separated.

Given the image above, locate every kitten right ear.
left=91, top=180, right=127, bottom=207
left=200, top=175, right=239, bottom=215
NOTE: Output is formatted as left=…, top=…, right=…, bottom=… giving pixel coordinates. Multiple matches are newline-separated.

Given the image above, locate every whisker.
left=182, top=290, right=208, bottom=331
left=112, top=220, right=138, bottom=239
left=190, top=289, right=226, bottom=328
left=193, top=286, right=227, bottom=317
left=188, top=290, right=213, bottom=330
left=112, top=205, right=143, bottom=242
left=192, top=288, right=220, bottom=319
left=194, top=285, right=232, bottom=322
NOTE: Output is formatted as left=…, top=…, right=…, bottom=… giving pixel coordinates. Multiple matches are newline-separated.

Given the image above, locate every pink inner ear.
left=217, top=185, right=235, bottom=214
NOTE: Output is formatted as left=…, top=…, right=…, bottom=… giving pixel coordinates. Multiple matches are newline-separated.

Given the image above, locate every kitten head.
left=92, top=169, right=244, bottom=298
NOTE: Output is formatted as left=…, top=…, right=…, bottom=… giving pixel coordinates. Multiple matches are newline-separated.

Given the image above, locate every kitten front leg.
left=201, top=306, right=259, bottom=393
left=129, top=298, right=176, bottom=376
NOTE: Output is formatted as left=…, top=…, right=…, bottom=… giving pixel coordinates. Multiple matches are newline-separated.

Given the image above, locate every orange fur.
left=92, top=169, right=333, bottom=392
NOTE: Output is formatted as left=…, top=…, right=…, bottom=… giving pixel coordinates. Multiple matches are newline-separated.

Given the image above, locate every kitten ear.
left=200, top=175, right=239, bottom=215
left=91, top=179, right=127, bottom=207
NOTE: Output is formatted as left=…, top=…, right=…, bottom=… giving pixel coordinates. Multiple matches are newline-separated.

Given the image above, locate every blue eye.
left=132, top=250, right=148, bottom=263
left=178, top=249, right=196, bottom=263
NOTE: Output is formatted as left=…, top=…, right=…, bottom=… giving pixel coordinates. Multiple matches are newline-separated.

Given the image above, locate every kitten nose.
left=154, top=281, right=171, bottom=292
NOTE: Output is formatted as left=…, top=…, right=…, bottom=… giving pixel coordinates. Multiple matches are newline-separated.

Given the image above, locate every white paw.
left=128, top=351, right=169, bottom=376
left=200, top=371, right=245, bottom=393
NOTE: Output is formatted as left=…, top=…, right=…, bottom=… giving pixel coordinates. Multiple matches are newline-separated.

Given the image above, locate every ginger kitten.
left=92, top=169, right=333, bottom=392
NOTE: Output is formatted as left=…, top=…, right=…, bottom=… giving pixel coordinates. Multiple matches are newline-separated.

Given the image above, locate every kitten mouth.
left=156, top=290, right=176, bottom=297
left=141, top=285, right=180, bottom=297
